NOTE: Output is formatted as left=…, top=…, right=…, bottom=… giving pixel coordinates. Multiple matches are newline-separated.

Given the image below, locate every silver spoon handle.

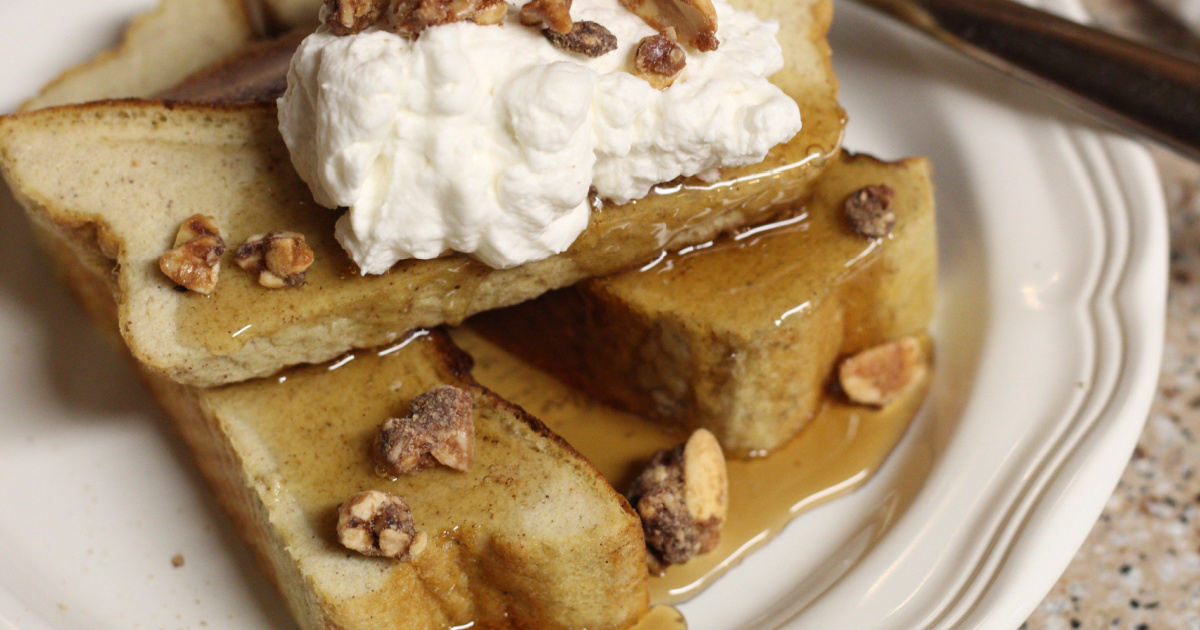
left=851, top=0, right=1200, bottom=160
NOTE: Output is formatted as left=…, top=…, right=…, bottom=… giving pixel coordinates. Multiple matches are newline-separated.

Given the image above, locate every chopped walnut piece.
left=543, top=20, right=617, bottom=57
left=471, top=0, right=510, bottom=24
left=323, top=0, right=390, bottom=35
left=626, top=428, right=727, bottom=567
left=839, top=336, right=927, bottom=407
left=619, top=0, right=717, bottom=51
left=373, top=385, right=475, bottom=476
left=174, top=214, right=221, bottom=244
left=381, top=0, right=509, bottom=38
left=520, top=0, right=573, bottom=34
left=233, top=231, right=315, bottom=289
left=159, top=214, right=225, bottom=295
left=337, top=490, right=429, bottom=560
left=844, top=184, right=897, bottom=238
left=634, top=30, right=686, bottom=89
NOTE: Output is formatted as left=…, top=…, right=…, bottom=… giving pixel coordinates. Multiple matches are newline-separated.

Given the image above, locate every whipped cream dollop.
left=278, top=0, right=801, bottom=273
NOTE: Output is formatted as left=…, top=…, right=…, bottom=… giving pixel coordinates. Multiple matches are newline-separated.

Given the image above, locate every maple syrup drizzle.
left=170, top=129, right=841, bottom=358
left=226, top=333, right=651, bottom=628
left=632, top=605, right=688, bottom=630
left=452, top=327, right=929, bottom=605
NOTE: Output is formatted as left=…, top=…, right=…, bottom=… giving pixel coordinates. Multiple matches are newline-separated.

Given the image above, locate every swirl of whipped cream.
left=278, top=0, right=801, bottom=273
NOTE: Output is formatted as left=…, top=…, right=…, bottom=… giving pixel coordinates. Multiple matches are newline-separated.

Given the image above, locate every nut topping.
left=233, top=231, right=315, bottom=289
left=619, top=0, right=718, bottom=51
left=373, top=385, right=475, bottom=476
left=386, top=0, right=510, bottom=38
left=469, top=0, right=510, bottom=25
left=634, top=30, right=686, bottom=89
left=838, top=336, right=927, bottom=407
left=325, top=0, right=509, bottom=38
left=544, top=20, right=618, bottom=57
left=336, top=490, right=428, bottom=560
left=323, top=0, right=390, bottom=35
left=626, top=428, right=727, bottom=567
left=844, top=184, right=897, bottom=238
left=519, top=0, right=573, bottom=34
left=159, top=214, right=225, bottom=295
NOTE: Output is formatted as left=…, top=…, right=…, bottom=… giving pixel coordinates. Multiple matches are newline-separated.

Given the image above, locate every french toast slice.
left=474, top=153, right=937, bottom=455
left=20, top=0, right=257, bottom=112
left=147, top=334, right=649, bottom=630
left=38, top=221, right=650, bottom=630
left=0, top=0, right=843, bottom=388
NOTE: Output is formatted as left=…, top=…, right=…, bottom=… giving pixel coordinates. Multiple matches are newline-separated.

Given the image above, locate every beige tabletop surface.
left=1021, top=1, right=1200, bottom=628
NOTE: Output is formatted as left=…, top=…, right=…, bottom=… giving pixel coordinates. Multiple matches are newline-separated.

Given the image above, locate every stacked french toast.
left=0, top=0, right=936, bottom=628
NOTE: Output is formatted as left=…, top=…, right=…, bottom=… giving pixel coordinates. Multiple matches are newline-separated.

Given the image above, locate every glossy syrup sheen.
left=632, top=605, right=688, bottom=630
left=171, top=120, right=844, bottom=358
left=201, top=331, right=649, bottom=629
left=454, top=327, right=930, bottom=605
left=472, top=154, right=937, bottom=455
left=457, top=155, right=938, bottom=604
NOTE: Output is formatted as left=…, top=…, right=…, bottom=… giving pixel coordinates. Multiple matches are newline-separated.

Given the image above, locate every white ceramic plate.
left=0, top=0, right=1167, bottom=628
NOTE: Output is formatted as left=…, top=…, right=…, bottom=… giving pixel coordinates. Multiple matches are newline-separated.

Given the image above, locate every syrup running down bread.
left=475, top=152, right=936, bottom=454
left=462, top=152, right=937, bottom=601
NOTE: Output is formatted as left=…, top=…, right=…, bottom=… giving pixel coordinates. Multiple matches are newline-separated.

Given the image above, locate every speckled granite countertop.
left=1021, top=1, right=1200, bottom=628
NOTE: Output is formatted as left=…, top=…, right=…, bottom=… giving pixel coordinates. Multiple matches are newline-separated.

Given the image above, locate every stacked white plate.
left=0, top=0, right=1167, bottom=628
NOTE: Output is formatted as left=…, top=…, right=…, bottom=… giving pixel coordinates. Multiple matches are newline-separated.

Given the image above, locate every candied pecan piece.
left=544, top=20, right=618, bottom=57
left=620, top=0, right=718, bottom=51
left=637, top=483, right=699, bottom=566
left=839, top=336, right=928, bottom=407
left=323, top=0, right=390, bottom=35
left=626, top=429, right=727, bottom=567
left=520, top=0, right=573, bottom=34
left=337, top=490, right=428, bottom=560
left=159, top=214, right=225, bottom=295
left=233, top=231, right=315, bottom=289
left=384, top=0, right=509, bottom=38
left=373, top=385, right=475, bottom=476
left=384, top=0, right=427, bottom=38
left=470, top=0, right=509, bottom=24
left=634, top=30, right=686, bottom=89
left=844, top=184, right=897, bottom=238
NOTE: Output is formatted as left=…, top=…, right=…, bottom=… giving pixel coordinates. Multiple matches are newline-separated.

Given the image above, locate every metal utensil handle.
left=856, top=0, right=1200, bottom=160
